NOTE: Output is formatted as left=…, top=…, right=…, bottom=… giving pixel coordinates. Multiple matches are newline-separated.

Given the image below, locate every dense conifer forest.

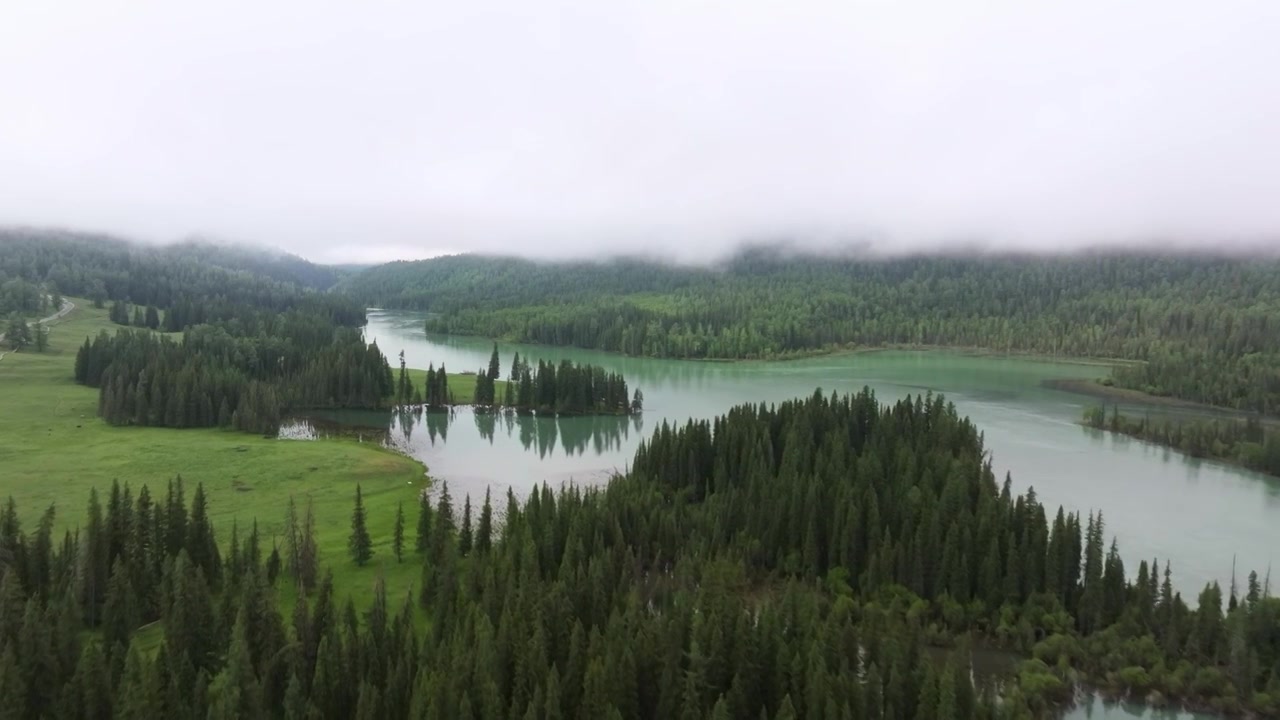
left=75, top=323, right=394, bottom=434
left=498, top=355, right=639, bottom=416
left=340, top=250, right=1280, bottom=416
left=1, top=229, right=345, bottom=302
left=0, top=229, right=390, bottom=433
left=1083, top=405, right=1280, bottom=478
left=1, top=391, right=1277, bottom=718
left=398, top=348, right=641, bottom=417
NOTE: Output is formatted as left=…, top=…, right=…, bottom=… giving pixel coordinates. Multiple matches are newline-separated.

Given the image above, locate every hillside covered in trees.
left=341, top=249, right=1280, bottom=416
left=0, top=228, right=345, bottom=304
left=1, top=390, right=1277, bottom=718
left=0, top=229, right=388, bottom=433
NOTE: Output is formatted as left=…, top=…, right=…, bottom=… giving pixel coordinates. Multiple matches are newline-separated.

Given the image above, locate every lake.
left=285, top=310, right=1264, bottom=707
left=343, top=309, right=1278, bottom=598
left=294, top=308, right=1276, bottom=719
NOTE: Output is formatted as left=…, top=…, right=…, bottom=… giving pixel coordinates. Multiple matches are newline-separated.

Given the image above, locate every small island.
left=397, top=345, right=642, bottom=416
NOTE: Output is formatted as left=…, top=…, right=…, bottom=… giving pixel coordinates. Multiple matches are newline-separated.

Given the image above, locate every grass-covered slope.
left=0, top=299, right=427, bottom=607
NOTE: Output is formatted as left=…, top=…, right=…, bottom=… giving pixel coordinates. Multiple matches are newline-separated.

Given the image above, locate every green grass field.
left=408, top=368, right=511, bottom=405
left=0, top=299, right=430, bottom=611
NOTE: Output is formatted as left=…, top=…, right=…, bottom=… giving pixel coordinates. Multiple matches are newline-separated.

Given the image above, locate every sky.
left=1, top=1, right=1278, bottom=264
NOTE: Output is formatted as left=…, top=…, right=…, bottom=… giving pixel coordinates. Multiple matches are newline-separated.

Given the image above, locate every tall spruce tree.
left=488, top=343, right=501, bottom=380
left=348, top=485, right=373, bottom=566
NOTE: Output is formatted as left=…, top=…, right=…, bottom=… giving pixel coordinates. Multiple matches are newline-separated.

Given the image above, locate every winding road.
left=0, top=298, right=75, bottom=360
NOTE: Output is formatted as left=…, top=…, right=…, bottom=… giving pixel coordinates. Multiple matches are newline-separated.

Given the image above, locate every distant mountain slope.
left=336, top=253, right=710, bottom=311
left=161, top=238, right=343, bottom=290
left=0, top=228, right=342, bottom=298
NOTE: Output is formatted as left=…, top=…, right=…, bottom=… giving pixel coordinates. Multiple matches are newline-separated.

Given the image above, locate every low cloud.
left=1, top=1, right=1277, bottom=263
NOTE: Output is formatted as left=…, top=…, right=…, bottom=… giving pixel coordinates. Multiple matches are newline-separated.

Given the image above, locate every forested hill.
left=0, top=228, right=344, bottom=305
left=342, top=249, right=1280, bottom=415
left=1, top=228, right=397, bottom=432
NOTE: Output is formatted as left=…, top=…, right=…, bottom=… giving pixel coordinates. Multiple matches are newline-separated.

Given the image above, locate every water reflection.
left=1063, top=693, right=1213, bottom=720
left=281, top=406, right=642, bottom=461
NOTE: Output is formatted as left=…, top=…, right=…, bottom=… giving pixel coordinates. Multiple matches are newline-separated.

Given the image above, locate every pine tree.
left=349, top=484, right=373, bottom=566
left=283, top=671, right=310, bottom=720
left=398, top=350, right=409, bottom=405
left=4, top=314, right=30, bottom=350
left=66, top=641, right=113, bottom=720
left=102, top=558, right=140, bottom=649
left=82, top=487, right=109, bottom=626
left=0, top=645, right=19, bottom=720
left=393, top=502, right=405, bottom=563
left=207, top=608, right=263, bottom=719
left=115, top=643, right=162, bottom=719
left=476, top=487, right=493, bottom=555
left=488, top=343, right=501, bottom=380
left=459, top=494, right=473, bottom=556
left=187, top=482, right=220, bottom=586
left=415, top=491, right=431, bottom=554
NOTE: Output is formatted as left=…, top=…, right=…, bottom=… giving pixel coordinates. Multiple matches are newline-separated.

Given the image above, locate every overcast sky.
left=1, top=1, right=1278, bottom=264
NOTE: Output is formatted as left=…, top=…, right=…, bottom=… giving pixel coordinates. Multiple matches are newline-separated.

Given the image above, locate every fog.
left=1, top=1, right=1277, bottom=264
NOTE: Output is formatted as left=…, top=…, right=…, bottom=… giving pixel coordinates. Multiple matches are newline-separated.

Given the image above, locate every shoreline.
left=1045, top=377, right=1279, bottom=426
left=410, top=319, right=1140, bottom=369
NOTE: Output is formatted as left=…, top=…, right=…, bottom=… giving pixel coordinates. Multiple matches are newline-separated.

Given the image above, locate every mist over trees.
left=0, top=229, right=358, bottom=329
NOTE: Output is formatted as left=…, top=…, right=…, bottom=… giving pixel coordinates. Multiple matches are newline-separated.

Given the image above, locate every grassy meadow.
left=407, top=367, right=511, bottom=405
left=0, top=299, right=430, bottom=611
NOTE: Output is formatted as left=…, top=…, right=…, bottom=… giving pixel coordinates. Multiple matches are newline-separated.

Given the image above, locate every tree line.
left=3, top=389, right=1278, bottom=717
left=76, top=320, right=393, bottom=434
left=4, top=314, right=49, bottom=352
left=341, top=249, right=1280, bottom=415
left=0, top=276, right=55, bottom=318
left=1084, top=404, right=1280, bottom=478
left=498, top=354, right=640, bottom=416
left=0, top=229, right=365, bottom=332
left=396, top=346, right=642, bottom=416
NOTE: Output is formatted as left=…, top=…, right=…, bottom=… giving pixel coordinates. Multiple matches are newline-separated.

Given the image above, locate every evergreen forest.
left=497, top=355, right=639, bottom=416
left=340, top=250, right=1280, bottom=416
left=1, top=391, right=1278, bottom=719
left=397, top=349, right=640, bottom=417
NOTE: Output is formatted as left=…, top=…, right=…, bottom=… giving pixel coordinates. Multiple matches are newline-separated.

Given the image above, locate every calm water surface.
left=349, top=309, right=1280, bottom=598
left=287, top=309, right=1275, bottom=720
left=309, top=311, right=1280, bottom=599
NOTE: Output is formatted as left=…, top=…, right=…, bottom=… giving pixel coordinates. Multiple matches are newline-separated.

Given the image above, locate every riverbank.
left=1081, top=405, right=1280, bottom=478
left=419, top=326, right=1147, bottom=371
left=1048, top=377, right=1280, bottom=426
left=0, top=299, right=429, bottom=611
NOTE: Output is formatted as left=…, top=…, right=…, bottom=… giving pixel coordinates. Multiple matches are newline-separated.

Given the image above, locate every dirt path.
left=0, top=298, right=75, bottom=360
